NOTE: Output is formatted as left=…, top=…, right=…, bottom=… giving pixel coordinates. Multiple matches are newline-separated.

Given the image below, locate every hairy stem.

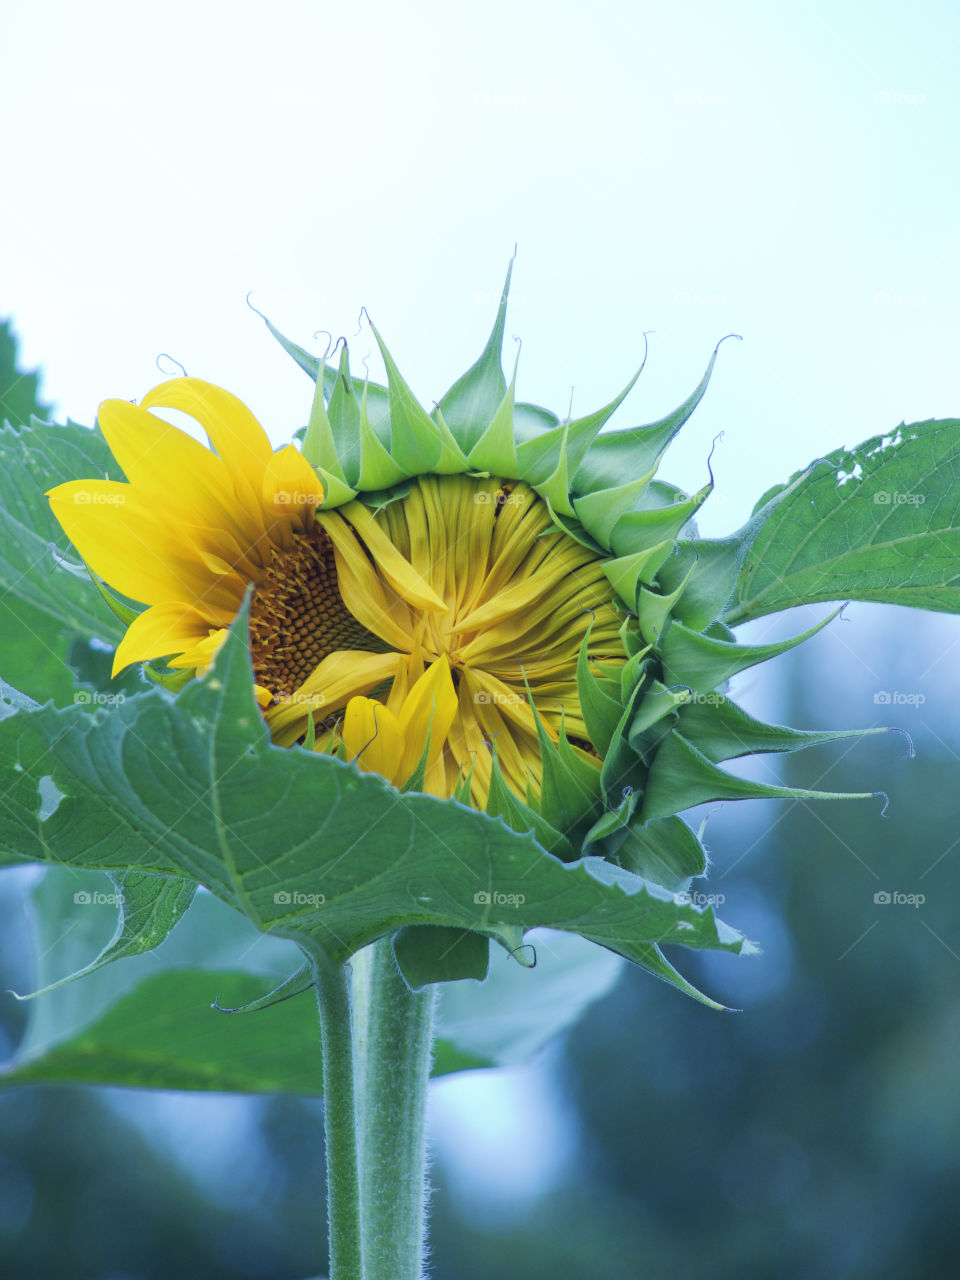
left=310, top=947, right=364, bottom=1280
left=355, top=937, right=436, bottom=1280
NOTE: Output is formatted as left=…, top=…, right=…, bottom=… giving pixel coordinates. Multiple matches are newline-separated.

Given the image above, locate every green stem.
left=355, top=937, right=436, bottom=1280
left=310, top=947, right=365, bottom=1280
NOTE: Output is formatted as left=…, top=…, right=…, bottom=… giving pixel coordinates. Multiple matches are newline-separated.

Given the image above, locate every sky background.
left=2, top=0, right=958, bottom=1223
left=2, top=0, right=958, bottom=540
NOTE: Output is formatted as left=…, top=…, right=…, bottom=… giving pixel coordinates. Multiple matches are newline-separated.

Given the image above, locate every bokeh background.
left=2, top=2, right=959, bottom=1277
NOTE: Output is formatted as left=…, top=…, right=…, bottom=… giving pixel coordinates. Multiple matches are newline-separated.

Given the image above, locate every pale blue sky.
left=3, top=0, right=958, bottom=539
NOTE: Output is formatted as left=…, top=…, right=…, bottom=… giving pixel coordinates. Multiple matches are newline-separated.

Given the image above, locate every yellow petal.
left=261, top=445, right=324, bottom=531
left=265, top=651, right=401, bottom=744
left=140, top=379, right=272, bottom=527
left=342, top=697, right=404, bottom=783
left=97, top=399, right=248, bottom=536
left=47, top=481, right=242, bottom=618
left=111, top=603, right=212, bottom=675
left=396, top=655, right=458, bottom=784
left=337, top=503, right=447, bottom=613
left=168, top=628, right=229, bottom=670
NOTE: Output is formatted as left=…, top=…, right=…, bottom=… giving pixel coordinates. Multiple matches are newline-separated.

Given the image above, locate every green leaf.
left=12, top=871, right=197, bottom=999
left=0, top=416, right=123, bottom=654
left=393, top=925, right=490, bottom=990
left=725, top=418, right=960, bottom=623
left=1, top=871, right=627, bottom=1091
left=0, top=605, right=755, bottom=1006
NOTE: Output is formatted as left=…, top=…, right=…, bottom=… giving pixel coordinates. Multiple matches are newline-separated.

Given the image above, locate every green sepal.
left=527, top=693, right=603, bottom=837
left=608, top=482, right=712, bottom=558
left=90, top=575, right=140, bottom=628
left=628, top=680, right=690, bottom=746
left=675, top=692, right=888, bottom=764
left=144, top=663, right=195, bottom=692
left=466, top=367, right=521, bottom=476
left=358, top=480, right=414, bottom=512
left=641, top=730, right=879, bottom=821
left=571, top=339, right=735, bottom=494
left=574, top=466, right=658, bottom=547
left=485, top=747, right=576, bottom=859
left=437, top=259, right=512, bottom=454
left=301, top=357, right=349, bottom=482
left=627, top=943, right=731, bottom=1012
left=581, top=787, right=639, bottom=855
left=327, top=345, right=363, bottom=485
left=369, top=322, right=468, bottom=475
left=315, top=468, right=358, bottom=508
left=614, top=817, right=707, bottom=893
left=599, top=685, right=648, bottom=804
left=601, top=542, right=675, bottom=611
left=637, top=557, right=697, bottom=645
left=393, top=925, right=491, bottom=989
left=256, top=306, right=323, bottom=381
left=576, top=628, right=625, bottom=756
left=661, top=607, right=843, bottom=694
left=356, top=382, right=409, bottom=490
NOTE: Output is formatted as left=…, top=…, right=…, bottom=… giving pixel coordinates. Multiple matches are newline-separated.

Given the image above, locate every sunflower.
left=47, top=378, right=625, bottom=806
left=46, top=277, right=864, bottom=910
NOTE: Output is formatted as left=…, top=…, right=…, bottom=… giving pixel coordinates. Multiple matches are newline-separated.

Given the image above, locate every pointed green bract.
left=437, top=259, right=512, bottom=452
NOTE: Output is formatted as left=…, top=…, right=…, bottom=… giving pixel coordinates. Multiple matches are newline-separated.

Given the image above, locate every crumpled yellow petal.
left=396, top=655, right=458, bottom=783
left=342, top=697, right=404, bottom=783
left=329, top=502, right=447, bottom=613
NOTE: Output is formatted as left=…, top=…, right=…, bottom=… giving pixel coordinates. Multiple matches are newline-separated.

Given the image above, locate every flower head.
left=49, top=271, right=843, bottom=884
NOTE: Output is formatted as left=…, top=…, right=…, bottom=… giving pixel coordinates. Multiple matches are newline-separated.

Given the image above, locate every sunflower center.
left=249, top=524, right=387, bottom=698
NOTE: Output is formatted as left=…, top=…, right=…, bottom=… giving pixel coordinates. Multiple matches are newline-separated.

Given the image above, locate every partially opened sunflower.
left=48, top=269, right=852, bottom=894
